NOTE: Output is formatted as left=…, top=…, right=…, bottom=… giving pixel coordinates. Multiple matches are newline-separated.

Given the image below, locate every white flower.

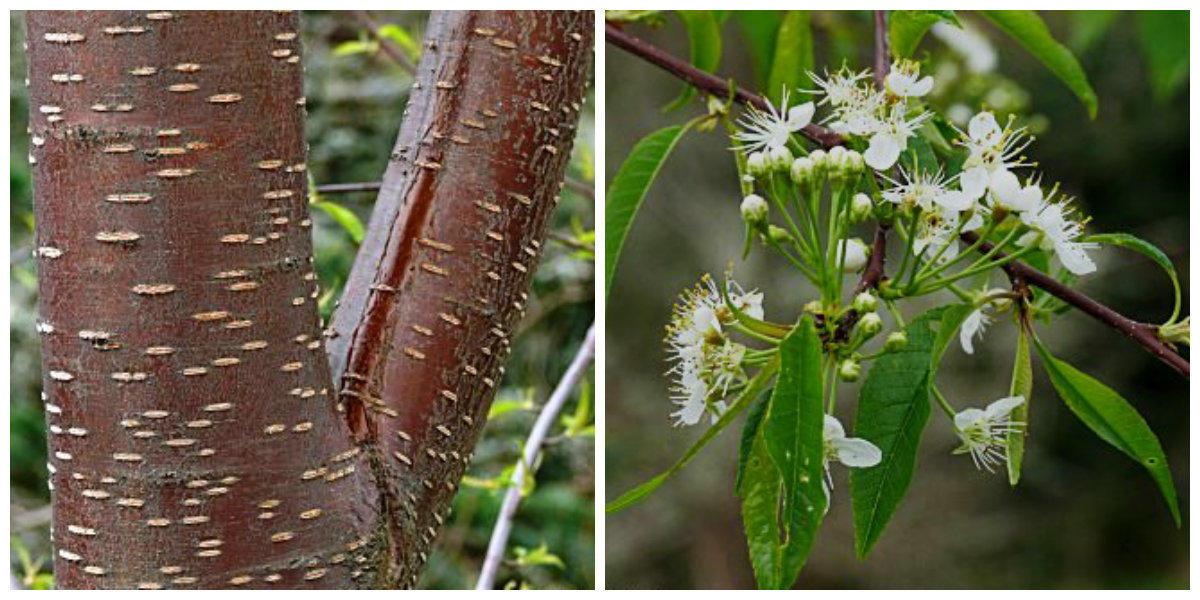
left=733, top=88, right=815, bottom=154
left=664, top=276, right=765, bottom=426
left=912, top=205, right=982, bottom=264
left=1019, top=194, right=1098, bottom=275
left=885, top=60, right=934, bottom=98
left=984, top=170, right=1043, bottom=214
left=959, top=306, right=991, bottom=354
left=864, top=106, right=931, bottom=171
left=957, top=111, right=1034, bottom=201
left=882, top=166, right=972, bottom=212
left=823, top=414, right=883, bottom=498
left=953, top=396, right=1025, bottom=473
left=809, top=67, right=872, bottom=108
left=837, top=238, right=870, bottom=272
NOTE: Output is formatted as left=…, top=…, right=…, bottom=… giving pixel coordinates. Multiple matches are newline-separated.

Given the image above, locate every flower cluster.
left=664, top=275, right=763, bottom=427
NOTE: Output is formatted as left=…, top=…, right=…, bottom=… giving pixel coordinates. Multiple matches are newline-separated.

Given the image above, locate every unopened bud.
left=884, top=331, right=908, bottom=352
left=767, top=225, right=793, bottom=244
left=767, top=146, right=793, bottom=171
left=746, top=151, right=768, bottom=177
left=803, top=300, right=823, bottom=315
left=838, top=359, right=862, bottom=382
left=838, top=238, right=870, bottom=272
left=741, top=194, right=769, bottom=226
left=845, top=149, right=865, bottom=174
left=850, top=192, right=873, bottom=223
left=857, top=312, right=883, bottom=338
left=852, top=292, right=878, bottom=313
left=790, top=157, right=815, bottom=184
left=1160, top=316, right=1190, bottom=347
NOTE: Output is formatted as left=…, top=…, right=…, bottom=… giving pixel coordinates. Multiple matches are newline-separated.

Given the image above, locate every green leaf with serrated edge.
left=1007, top=318, right=1033, bottom=486
left=741, top=419, right=783, bottom=589
left=664, top=11, right=723, bottom=112
left=766, top=11, right=814, bottom=104
left=762, top=316, right=826, bottom=588
left=605, top=121, right=699, bottom=300
left=311, top=201, right=365, bottom=243
left=850, top=308, right=945, bottom=558
left=981, top=11, right=1099, bottom=119
left=1086, top=232, right=1181, bottom=323
left=606, top=358, right=780, bottom=514
left=735, top=11, right=783, bottom=88
left=889, top=10, right=959, bottom=58
left=736, top=390, right=771, bottom=495
left=1032, top=337, right=1181, bottom=526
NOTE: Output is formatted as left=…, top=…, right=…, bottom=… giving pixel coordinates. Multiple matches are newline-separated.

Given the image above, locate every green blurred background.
left=9, top=11, right=595, bottom=590
left=605, top=11, right=1188, bottom=589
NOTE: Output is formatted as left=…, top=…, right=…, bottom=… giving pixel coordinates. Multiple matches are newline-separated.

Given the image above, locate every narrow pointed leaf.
left=663, top=11, right=723, bottom=112
left=1032, top=338, right=1180, bottom=526
left=851, top=308, right=944, bottom=558
left=605, top=121, right=698, bottom=298
left=606, top=358, right=779, bottom=514
left=981, top=10, right=1098, bottom=118
left=311, top=200, right=365, bottom=243
left=736, top=390, right=771, bottom=494
left=762, top=316, right=826, bottom=588
left=1007, top=319, right=1033, bottom=485
left=1086, top=232, right=1181, bottom=323
left=766, top=11, right=814, bottom=103
left=735, top=11, right=783, bottom=88
left=740, top=414, right=783, bottom=589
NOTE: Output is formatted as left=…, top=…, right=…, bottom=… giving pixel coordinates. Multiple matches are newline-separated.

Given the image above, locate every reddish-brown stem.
left=962, top=232, right=1189, bottom=377
left=606, top=14, right=1188, bottom=376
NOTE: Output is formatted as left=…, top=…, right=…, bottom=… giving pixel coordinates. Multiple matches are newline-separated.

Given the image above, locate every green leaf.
left=1086, top=232, right=1181, bottom=323
left=889, top=10, right=959, bottom=58
left=606, top=358, right=780, bottom=514
left=1033, top=338, right=1180, bottom=526
left=734, top=11, right=783, bottom=88
left=605, top=121, right=698, bottom=299
left=311, top=200, right=365, bottom=243
left=376, top=23, right=422, bottom=62
left=664, top=11, right=723, bottom=112
left=850, top=308, right=944, bottom=558
left=512, top=543, right=565, bottom=570
left=981, top=10, right=1099, bottom=119
left=762, top=316, right=826, bottom=588
left=1136, top=11, right=1189, bottom=102
left=332, top=38, right=377, bottom=57
left=740, top=413, right=783, bottom=589
left=1067, top=10, right=1117, bottom=54
left=735, top=390, right=771, bottom=495
left=766, top=11, right=814, bottom=103
left=1007, top=319, right=1033, bottom=486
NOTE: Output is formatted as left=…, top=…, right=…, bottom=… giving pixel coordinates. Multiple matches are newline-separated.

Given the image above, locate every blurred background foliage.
left=9, top=11, right=594, bottom=590
left=605, top=10, right=1187, bottom=589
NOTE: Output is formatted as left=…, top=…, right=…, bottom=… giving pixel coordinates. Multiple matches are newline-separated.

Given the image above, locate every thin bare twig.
left=353, top=10, right=417, bottom=74
left=476, top=324, right=597, bottom=590
left=604, top=17, right=1190, bottom=376
left=315, top=181, right=383, bottom=195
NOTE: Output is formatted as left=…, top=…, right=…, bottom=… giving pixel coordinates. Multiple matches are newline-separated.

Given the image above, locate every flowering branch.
left=476, top=324, right=597, bottom=590
left=605, top=19, right=1190, bottom=377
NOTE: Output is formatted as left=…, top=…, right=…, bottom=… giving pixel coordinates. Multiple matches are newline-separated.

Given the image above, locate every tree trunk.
left=27, top=9, right=592, bottom=590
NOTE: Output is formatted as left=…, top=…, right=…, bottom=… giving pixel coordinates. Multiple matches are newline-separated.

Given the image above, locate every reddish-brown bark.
left=324, top=10, right=594, bottom=586
left=28, top=9, right=592, bottom=590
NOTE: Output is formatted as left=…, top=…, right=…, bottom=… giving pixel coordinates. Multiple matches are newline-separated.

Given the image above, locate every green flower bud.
left=1160, top=316, right=1190, bottom=347
left=852, top=292, right=878, bottom=313
left=740, top=194, right=768, bottom=226
left=845, top=149, right=865, bottom=174
left=838, top=358, right=862, bottom=382
left=746, top=151, right=768, bottom=177
left=884, top=331, right=908, bottom=352
left=767, top=225, right=793, bottom=245
left=767, top=146, right=793, bottom=172
left=803, top=300, right=823, bottom=315
left=857, top=312, right=883, bottom=338
left=849, top=192, right=873, bottom=224
left=790, top=156, right=815, bottom=184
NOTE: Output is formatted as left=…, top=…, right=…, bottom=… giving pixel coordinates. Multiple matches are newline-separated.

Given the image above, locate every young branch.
left=476, top=324, right=596, bottom=590
left=606, top=16, right=1190, bottom=377
left=961, top=232, right=1189, bottom=376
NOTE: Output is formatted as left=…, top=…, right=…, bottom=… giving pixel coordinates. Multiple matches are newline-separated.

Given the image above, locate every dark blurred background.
left=10, top=11, right=594, bottom=590
left=605, top=11, right=1188, bottom=589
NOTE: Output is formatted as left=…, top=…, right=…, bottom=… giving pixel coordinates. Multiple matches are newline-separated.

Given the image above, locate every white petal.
left=787, top=102, right=815, bottom=129
left=833, top=438, right=882, bottom=468
left=823, top=414, right=845, bottom=440
left=968, top=111, right=1000, bottom=144
left=960, top=166, right=989, bottom=201
left=985, top=396, right=1025, bottom=420
left=864, top=133, right=901, bottom=171
left=935, top=190, right=972, bottom=212
left=954, top=407, right=987, bottom=431
left=988, top=169, right=1021, bottom=204
left=1056, top=241, right=1097, bottom=275
left=1013, top=184, right=1043, bottom=213
left=710, top=400, right=729, bottom=425
left=910, top=76, right=934, bottom=97
left=959, top=308, right=984, bottom=354
left=962, top=213, right=984, bottom=232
